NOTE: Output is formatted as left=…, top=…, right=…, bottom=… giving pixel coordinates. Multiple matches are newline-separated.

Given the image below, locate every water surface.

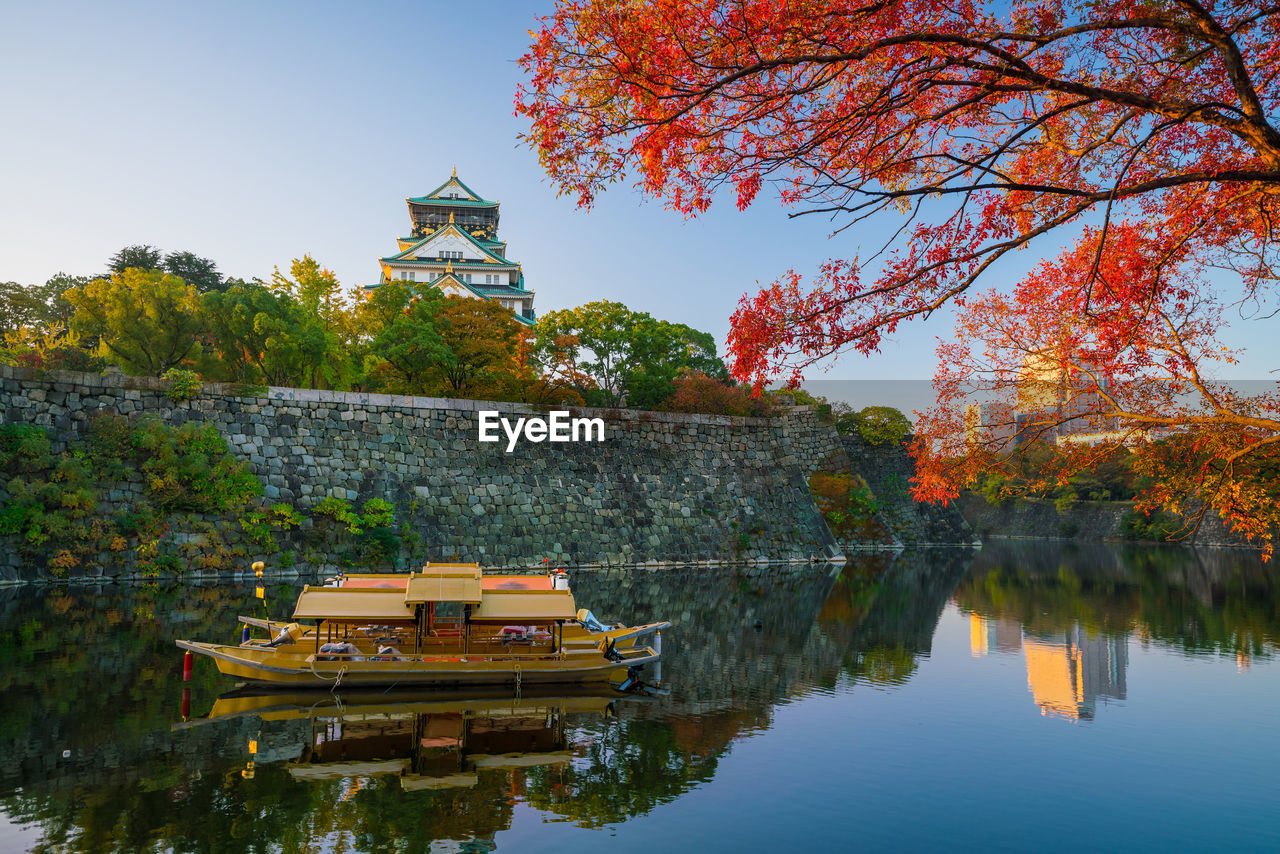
left=1, top=543, right=1277, bottom=852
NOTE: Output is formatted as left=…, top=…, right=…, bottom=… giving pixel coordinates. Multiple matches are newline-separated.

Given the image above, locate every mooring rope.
left=308, top=656, right=349, bottom=693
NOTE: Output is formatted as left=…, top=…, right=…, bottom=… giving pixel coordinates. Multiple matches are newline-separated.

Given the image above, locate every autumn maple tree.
left=517, top=0, right=1280, bottom=554
left=915, top=223, right=1280, bottom=555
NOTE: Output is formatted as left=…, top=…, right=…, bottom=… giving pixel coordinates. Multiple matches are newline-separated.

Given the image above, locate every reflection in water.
left=969, top=613, right=1024, bottom=655
left=970, top=615, right=1129, bottom=720
left=210, top=690, right=607, bottom=790
left=0, top=543, right=1277, bottom=852
left=1022, top=628, right=1126, bottom=720
left=954, top=542, right=1278, bottom=721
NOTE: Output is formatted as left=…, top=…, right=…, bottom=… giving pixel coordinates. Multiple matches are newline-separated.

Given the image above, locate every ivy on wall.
left=808, top=471, right=884, bottom=541
left=0, top=415, right=399, bottom=575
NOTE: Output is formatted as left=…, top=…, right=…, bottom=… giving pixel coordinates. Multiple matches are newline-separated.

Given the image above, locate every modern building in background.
left=964, top=401, right=1018, bottom=448
left=371, top=171, right=536, bottom=325
left=964, top=351, right=1128, bottom=448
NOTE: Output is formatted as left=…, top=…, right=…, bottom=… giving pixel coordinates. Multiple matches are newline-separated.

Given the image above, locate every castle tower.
left=373, top=172, right=536, bottom=325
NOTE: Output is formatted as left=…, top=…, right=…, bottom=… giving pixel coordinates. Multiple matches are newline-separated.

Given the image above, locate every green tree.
left=65, top=269, right=204, bottom=376
left=203, top=280, right=323, bottom=386
left=0, top=274, right=85, bottom=336
left=271, top=255, right=353, bottom=388
left=626, top=319, right=726, bottom=409
left=274, top=255, right=345, bottom=327
left=536, top=301, right=637, bottom=406
left=39, top=272, right=90, bottom=328
left=162, top=250, right=224, bottom=292
left=431, top=295, right=523, bottom=398
left=536, top=300, right=726, bottom=408
left=838, top=406, right=913, bottom=446
left=0, top=282, right=54, bottom=337
left=106, top=244, right=163, bottom=275
left=358, top=281, right=450, bottom=393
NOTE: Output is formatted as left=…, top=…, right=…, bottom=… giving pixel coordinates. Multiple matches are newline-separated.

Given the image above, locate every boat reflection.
left=189, top=688, right=628, bottom=792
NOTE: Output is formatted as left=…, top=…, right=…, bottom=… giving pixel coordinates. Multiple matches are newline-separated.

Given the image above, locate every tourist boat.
left=175, top=563, right=668, bottom=689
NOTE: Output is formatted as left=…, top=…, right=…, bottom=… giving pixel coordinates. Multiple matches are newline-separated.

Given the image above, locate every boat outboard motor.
left=265, top=623, right=302, bottom=648
left=576, top=609, right=611, bottom=633
left=618, top=666, right=642, bottom=692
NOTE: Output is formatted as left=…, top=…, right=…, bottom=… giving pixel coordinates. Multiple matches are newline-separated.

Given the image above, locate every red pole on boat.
left=180, top=687, right=191, bottom=721
left=182, top=650, right=194, bottom=681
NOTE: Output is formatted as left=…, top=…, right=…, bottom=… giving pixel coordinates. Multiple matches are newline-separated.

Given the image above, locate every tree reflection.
left=817, top=550, right=973, bottom=688
left=955, top=543, right=1280, bottom=659
left=522, top=716, right=712, bottom=827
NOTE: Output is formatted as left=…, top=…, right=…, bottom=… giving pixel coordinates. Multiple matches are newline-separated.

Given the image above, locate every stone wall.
left=838, top=432, right=978, bottom=546
left=0, top=365, right=856, bottom=579
left=957, top=493, right=1255, bottom=548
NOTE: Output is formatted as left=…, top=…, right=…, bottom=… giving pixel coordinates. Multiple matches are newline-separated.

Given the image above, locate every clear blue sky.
left=1, top=0, right=1274, bottom=405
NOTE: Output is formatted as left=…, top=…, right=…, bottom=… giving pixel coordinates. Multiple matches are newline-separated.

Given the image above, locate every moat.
left=2, top=543, right=1277, bottom=852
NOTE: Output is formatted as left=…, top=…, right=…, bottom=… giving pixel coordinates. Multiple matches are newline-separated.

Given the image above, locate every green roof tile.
left=407, top=174, right=495, bottom=205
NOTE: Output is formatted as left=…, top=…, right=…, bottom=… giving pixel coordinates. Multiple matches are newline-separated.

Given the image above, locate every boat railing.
left=306, top=637, right=660, bottom=666
left=306, top=650, right=569, bottom=664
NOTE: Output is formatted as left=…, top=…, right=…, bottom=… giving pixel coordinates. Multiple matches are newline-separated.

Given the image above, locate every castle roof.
left=380, top=223, right=514, bottom=266
left=407, top=173, right=497, bottom=207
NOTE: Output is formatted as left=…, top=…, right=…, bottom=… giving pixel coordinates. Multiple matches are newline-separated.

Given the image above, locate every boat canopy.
left=290, top=564, right=576, bottom=623
left=292, top=587, right=416, bottom=622
left=405, top=564, right=483, bottom=604
left=471, top=589, right=577, bottom=622
left=339, top=574, right=409, bottom=589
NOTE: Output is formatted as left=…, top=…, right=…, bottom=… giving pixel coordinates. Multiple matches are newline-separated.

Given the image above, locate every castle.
left=372, top=171, right=536, bottom=325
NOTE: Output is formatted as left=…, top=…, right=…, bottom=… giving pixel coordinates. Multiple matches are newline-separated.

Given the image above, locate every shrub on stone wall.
left=0, top=416, right=264, bottom=574
left=131, top=418, right=262, bottom=513
left=309, top=497, right=400, bottom=567
left=161, top=368, right=202, bottom=403
left=808, top=471, right=881, bottom=539
left=1120, top=508, right=1182, bottom=542
left=0, top=424, right=98, bottom=572
left=239, top=502, right=305, bottom=550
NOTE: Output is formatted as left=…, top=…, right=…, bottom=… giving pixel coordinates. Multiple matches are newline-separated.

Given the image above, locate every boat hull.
left=176, top=639, right=652, bottom=688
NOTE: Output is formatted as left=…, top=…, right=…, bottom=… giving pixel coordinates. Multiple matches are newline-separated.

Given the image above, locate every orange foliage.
left=517, top=328, right=593, bottom=405
left=519, top=1, right=1280, bottom=384
left=912, top=225, right=1280, bottom=558
left=660, top=371, right=775, bottom=417
left=518, top=1, right=1280, bottom=556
